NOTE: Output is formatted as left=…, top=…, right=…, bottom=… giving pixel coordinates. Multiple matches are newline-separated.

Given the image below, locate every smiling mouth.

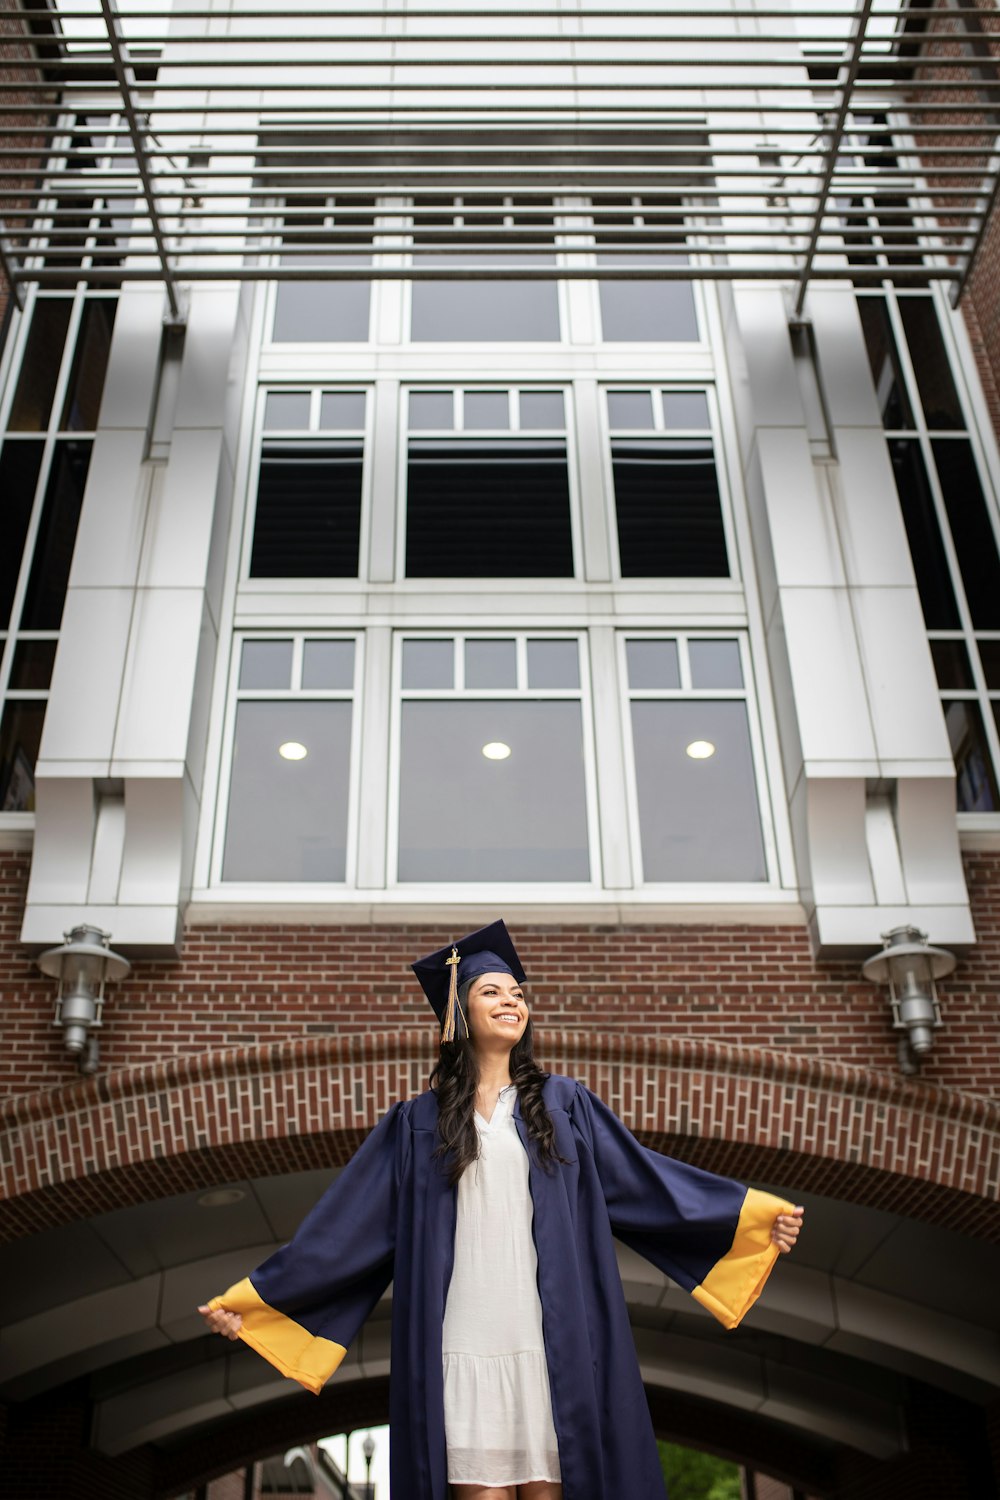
left=493, top=1014, right=522, bottom=1024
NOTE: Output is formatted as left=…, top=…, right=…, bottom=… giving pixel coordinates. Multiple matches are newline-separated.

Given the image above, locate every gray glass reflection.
left=464, top=392, right=509, bottom=430
left=302, top=639, right=355, bottom=690
left=689, top=640, right=743, bottom=689
left=263, top=392, right=311, bottom=430
left=223, top=700, right=352, bottom=880
left=402, top=638, right=454, bottom=688
left=239, top=639, right=293, bottom=690
left=398, top=700, right=590, bottom=881
left=597, top=257, right=698, bottom=342
left=409, top=392, right=454, bottom=430
left=608, top=392, right=654, bottom=430
left=410, top=257, right=560, bottom=342
left=519, top=391, right=565, bottom=430
left=626, top=640, right=680, bottom=689
left=662, top=391, right=711, bottom=430
left=320, top=392, right=367, bottom=430
left=527, top=639, right=580, bottom=689
left=631, top=700, right=766, bottom=881
left=465, top=639, right=517, bottom=688
left=272, top=274, right=371, bottom=343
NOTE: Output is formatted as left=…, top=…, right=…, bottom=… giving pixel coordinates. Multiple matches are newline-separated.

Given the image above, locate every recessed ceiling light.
left=279, top=741, right=308, bottom=760
left=482, top=741, right=512, bottom=760
left=197, top=1188, right=246, bottom=1209
left=686, top=740, right=716, bottom=759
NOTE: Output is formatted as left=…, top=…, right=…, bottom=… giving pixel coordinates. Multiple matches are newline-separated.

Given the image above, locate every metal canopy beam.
left=0, top=0, right=997, bottom=303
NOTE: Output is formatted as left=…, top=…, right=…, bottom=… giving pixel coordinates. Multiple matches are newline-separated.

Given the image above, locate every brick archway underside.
left=2, top=1032, right=997, bottom=1241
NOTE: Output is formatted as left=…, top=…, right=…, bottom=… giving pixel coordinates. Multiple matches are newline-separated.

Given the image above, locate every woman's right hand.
left=198, top=1303, right=243, bottom=1340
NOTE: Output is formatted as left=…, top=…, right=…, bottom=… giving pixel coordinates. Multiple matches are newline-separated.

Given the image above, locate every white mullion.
left=290, top=635, right=304, bottom=691
left=616, top=630, right=647, bottom=887
left=309, top=388, right=321, bottom=431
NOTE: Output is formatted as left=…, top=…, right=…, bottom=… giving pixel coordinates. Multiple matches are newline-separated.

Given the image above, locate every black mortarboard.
left=411, top=919, right=527, bottom=1043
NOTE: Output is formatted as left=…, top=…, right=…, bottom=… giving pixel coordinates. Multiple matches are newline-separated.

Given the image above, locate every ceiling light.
left=482, top=741, right=512, bottom=760
left=197, top=1188, right=247, bottom=1209
left=685, top=740, right=716, bottom=759
left=279, top=741, right=308, bottom=760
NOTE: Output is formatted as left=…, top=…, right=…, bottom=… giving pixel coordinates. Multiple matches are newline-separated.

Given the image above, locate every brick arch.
left=1, top=1031, right=997, bottom=1241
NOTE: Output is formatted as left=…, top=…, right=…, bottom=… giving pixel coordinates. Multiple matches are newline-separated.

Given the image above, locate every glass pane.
left=10, top=638, right=57, bottom=690
left=898, top=298, right=964, bottom=430
left=406, top=441, right=574, bottom=578
left=409, top=392, right=454, bottom=430
left=612, top=441, right=728, bottom=577
left=857, top=296, right=914, bottom=429
left=978, top=640, right=1000, bottom=691
left=598, top=257, right=698, bottom=342
left=689, top=639, right=743, bottom=689
left=527, top=639, right=580, bottom=689
left=631, top=700, right=767, bottom=880
left=272, top=275, right=371, bottom=342
left=263, top=392, right=311, bottom=430
left=930, top=638, right=974, bottom=690
left=302, top=639, right=355, bottom=690
left=607, top=391, right=654, bottom=430
left=402, top=638, right=454, bottom=689
left=463, top=392, right=509, bottom=430
left=0, top=699, right=46, bottom=812
left=223, top=700, right=353, bottom=880
left=250, top=446, right=363, bottom=578
left=398, top=699, right=590, bottom=880
left=9, top=299, right=73, bottom=431
left=888, top=440, right=960, bottom=629
left=410, top=256, right=560, bottom=341
left=626, top=639, right=680, bottom=689
left=60, top=298, right=117, bottom=430
left=239, top=639, right=293, bottom=690
left=465, top=639, right=517, bottom=688
left=0, top=442, right=45, bottom=627
left=662, top=391, right=711, bottom=430
left=943, top=700, right=999, bottom=812
left=519, top=391, right=564, bottom=430
left=319, top=392, right=366, bottom=430
left=20, top=441, right=91, bottom=630
left=932, top=439, right=1000, bottom=629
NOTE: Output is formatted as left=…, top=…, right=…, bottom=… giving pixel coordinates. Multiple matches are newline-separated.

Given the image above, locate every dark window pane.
left=465, top=639, right=517, bottom=689
left=9, top=300, right=73, bottom=431
left=239, top=639, right=293, bottom=690
left=249, top=445, right=362, bottom=577
left=598, top=256, right=698, bottom=342
left=631, top=699, right=767, bottom=880
left=0, top=442, right=45, bottom=627
left=223, top=700, right=353, bottom=880
left=612, top=441, right=728, bottom=577
left=857, top=296, right=914, bottom=428
left=943, top=700, right=999, bottom=812
left=0, top=699, right=46, bottom=812
left=898, top=298, right=964, bottom=430
left=302, top=639, right=355, bottom=690
left=930, top=638, right=974, bottom=689
left=60, top=298, right=117, bottom=430
left=406, top=441, right=574, bottom=577
left=402, top=639, right=454, bottom=689
left=410, top=256, right=560, bottom=341
left=932, top=439, right=1000, bottom=629
left=689, top=639, right=743, bottom=688
left=263, top=392, right=311, bottom=430
left=272, top=272, right=371, bottom=343
left=398, top=699, right=590, bottom=881
left=627, top=639, right=680, bottom=689
left=888, top=439, right=960, bottom=629
left=526, top=639, right=579, bottom=689
left=20, top=441, right=91, bottom=630
left=9, top=638, right=57, bottom=690
left=979, top=640, right=1000, bottom=690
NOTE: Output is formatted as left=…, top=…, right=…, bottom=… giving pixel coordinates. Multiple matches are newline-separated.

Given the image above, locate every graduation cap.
left=412, top=919, right=527, bottom=1044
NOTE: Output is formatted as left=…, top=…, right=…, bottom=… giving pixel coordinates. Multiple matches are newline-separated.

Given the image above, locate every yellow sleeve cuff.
left=209, top=1276, right=347, bottom=1395
left=690, top=1188, right=794, bottom=1330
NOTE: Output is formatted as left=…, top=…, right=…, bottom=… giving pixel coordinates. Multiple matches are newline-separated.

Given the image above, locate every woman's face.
left=465, top=971, right=528, bottom=1053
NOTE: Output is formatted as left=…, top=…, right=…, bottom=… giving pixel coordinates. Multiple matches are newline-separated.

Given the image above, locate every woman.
left=200, top=921, right=803, bottom=1500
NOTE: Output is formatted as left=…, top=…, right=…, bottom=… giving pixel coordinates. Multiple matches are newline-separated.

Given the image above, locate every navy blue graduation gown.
left=211, top=1076, right=792, bottom=1499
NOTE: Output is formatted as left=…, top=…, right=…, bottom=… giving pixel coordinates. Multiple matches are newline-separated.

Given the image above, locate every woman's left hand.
left=771, top=1205, right=804, bottom=1253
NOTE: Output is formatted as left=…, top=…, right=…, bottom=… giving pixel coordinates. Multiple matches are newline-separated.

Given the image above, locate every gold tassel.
left=442, top=947, right=461, bottom=1044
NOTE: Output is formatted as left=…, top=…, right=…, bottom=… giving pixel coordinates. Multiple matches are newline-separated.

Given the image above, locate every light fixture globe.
left=862, top=925, right=955, bottom=1073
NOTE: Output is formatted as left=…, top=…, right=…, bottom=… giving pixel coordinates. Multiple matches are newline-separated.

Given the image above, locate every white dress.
left=442, top=1084, right=562, bottom=1486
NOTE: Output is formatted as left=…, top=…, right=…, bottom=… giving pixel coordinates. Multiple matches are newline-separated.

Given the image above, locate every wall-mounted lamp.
left=37, top=925, right=130, bottom=1076
left=861, top=925, right=956, bottom=1076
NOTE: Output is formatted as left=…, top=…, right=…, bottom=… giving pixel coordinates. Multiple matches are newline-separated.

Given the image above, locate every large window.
left=394, top=634, right=592, bottom=882
left=593, top=196, right=699, bottom=342
left=270, top=198, right=373, bottom=343
left=221, top=636, right=358, bottom=881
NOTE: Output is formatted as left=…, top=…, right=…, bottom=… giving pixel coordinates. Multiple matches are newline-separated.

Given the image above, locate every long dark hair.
left=429, top=1016, right=562, bottom=1186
